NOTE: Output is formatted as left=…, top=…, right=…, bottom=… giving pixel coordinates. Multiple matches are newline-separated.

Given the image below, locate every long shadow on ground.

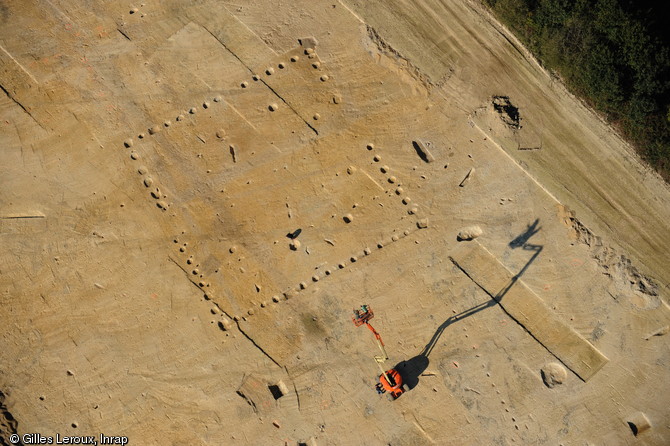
left=395, top=219, right=543, bottom=391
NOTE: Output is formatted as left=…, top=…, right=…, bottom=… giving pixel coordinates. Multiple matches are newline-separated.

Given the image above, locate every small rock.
left=626, top=411, right=652, bottom=436
left=343, top=214, right=353, bottom=223
left=276, top=380, right=290, bottom=396
left=219, top=319, right=233, bottom=330
left=298, top=36, right=319, bottom=50
left=272, top=420, right=281, bottom=429
left=290, top=239, right=301, bottom=250
left=541, top=362, right=567, bottom=388
left=457, top=226, right=483, bottom=241
left=417, top=218, right=429, bottom=229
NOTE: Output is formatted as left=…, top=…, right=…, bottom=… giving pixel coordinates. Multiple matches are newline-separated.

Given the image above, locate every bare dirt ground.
left=1, top=1, right=668, bottom=445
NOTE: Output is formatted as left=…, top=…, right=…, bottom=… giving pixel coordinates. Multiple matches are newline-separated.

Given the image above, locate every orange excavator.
left=352, top=305, right=409, bottom=400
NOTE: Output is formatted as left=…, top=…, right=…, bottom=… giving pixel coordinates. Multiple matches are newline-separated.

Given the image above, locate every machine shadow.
left=395, top=219, right=543, bottom=392
left=394, top=355, right=429, bottom=389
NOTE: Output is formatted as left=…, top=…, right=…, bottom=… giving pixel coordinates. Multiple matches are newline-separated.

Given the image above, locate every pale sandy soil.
left=1, top=1, right=668, bottom=445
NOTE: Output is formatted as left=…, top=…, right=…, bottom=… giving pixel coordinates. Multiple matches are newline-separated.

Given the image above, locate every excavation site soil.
left=1, top=1, right=669, bottom=445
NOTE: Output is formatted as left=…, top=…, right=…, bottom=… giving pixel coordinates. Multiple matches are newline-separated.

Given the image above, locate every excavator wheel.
left=402, top=384, right=409, bottom=392
left=386, top=393, right=395, bottom=402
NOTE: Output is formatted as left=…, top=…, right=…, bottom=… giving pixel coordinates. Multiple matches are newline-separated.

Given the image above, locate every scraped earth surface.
left=1, top=1, right=669, bottom=445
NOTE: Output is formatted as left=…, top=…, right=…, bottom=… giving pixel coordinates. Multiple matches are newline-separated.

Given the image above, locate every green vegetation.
left=484, top=0, right=670, bottom=180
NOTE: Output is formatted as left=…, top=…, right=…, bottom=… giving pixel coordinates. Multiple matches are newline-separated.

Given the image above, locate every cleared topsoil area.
left=1, top=0, right=668, bottom=445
